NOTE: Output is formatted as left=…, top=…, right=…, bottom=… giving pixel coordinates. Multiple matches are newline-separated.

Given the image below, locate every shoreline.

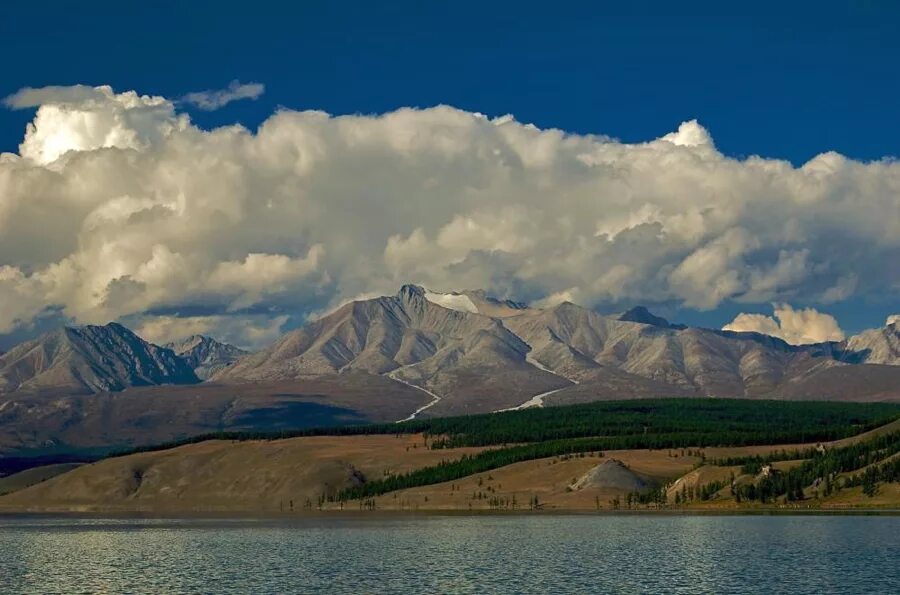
left=2, top=507, right=900, bottom=520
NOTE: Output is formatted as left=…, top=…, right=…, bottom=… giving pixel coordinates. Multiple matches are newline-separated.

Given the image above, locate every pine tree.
left=862, top=469, right=879, bottom=497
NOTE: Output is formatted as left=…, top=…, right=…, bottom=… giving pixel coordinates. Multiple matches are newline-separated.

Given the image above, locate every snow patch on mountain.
left=494, top=386, right=568, bottom=412
left=424, top=290, right=479, bottom=314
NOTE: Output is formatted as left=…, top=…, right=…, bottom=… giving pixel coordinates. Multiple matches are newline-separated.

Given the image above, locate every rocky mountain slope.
left=165, top=335, right=248, bottom=380
left=0, top=323, right=197, bottom=394
left=216, top=285, right=567, bottom=414
left=215, top=285, right=900, bottom=414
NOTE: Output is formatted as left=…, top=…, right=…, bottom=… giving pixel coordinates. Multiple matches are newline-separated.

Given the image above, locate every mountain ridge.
left=165, top=335, right=248, bottom=380
left=1, top=287, right=897, bottom=412
left=0, top=323, right=198, bottom=394
left=213, top=285, right=900, bottom=415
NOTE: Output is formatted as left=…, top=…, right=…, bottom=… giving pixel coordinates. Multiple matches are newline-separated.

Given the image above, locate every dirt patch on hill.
left=570, top=459, right=652, bottom=491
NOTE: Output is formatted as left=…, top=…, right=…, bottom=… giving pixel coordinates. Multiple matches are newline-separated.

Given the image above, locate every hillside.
left=2, top=400, right=898, bottom=513
left=0, top=463, right=83, bottom=496
left=0, top=435, right=488, bottom=513
left=0, top=374, right=429, bottom=455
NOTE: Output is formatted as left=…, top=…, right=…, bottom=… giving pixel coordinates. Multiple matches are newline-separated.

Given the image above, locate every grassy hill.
left=1, top=399, right=899, bottom=513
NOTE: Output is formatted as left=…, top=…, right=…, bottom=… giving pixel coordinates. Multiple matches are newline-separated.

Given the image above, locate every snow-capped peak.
left=423, top=290, right=479, bottom=314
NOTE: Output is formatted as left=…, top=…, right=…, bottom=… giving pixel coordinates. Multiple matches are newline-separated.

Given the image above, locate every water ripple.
left=0, top=515, right=897, bottom=594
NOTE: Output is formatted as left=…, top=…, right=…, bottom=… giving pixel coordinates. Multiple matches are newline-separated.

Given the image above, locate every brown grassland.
left=1, top=418, right=898, bottom=514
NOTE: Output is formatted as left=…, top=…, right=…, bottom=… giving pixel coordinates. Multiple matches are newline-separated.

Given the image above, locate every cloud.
left=0, top=83, right=898, bottom=345
left=660, top=119, right=714, bottom=148
left=132, top=314, right=288, bottom=350
left=181, top=80, right=265, bottom=111
left=723, top=304, right=845, bottom=344
left=4, top=84, right=184, bottom=165
left=205, top=248, right=324, bottom=309
left=4, top=85, right=110, bottom=109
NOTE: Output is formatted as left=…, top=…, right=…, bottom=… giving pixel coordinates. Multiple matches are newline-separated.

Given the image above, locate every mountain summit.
left=215, top=285, right=566, bottom=414
left=0, top=323, right=198, bottom=394
left=165, top=335, right=248, bottom=380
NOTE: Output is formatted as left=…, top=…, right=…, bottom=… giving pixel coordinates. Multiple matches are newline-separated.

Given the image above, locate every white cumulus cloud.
left=4, top=84, right=186, bottom=166
left=1, top=83, right=898, bottom=345
left=723, top=304, right=846, bottom=344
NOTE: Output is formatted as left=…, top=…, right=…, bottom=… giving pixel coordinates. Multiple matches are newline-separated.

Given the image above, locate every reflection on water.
left=1, top=515, right=898, bottom=594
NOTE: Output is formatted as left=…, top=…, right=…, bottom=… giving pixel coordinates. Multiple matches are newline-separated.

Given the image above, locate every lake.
left=1, top=514, right=897, bottom=593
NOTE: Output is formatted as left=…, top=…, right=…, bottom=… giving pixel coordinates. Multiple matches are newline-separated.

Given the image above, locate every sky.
left=0, top=1, right=898, bottom=349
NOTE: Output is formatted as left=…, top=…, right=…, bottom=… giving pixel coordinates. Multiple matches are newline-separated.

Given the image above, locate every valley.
left=0, top=374, right=429, bottom=456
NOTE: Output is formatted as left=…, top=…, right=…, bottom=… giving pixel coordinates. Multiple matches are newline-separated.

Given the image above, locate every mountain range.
left=0, top=284, right=898, bottom=455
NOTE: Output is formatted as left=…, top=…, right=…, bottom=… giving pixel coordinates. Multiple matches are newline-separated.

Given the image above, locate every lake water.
left=1, top=514, right=897, bottom=594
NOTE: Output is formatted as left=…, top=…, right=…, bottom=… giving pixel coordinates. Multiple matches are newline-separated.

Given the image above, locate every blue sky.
left=3, top=1, right=899, bottom=163
left=0, top=1, right=897, bottom=347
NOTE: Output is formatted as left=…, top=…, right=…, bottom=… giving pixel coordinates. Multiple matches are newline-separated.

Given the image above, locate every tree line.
left=105, top=398, right=900, bottom=460
left=334, top=428, right=900, bottom=501
left=730, top=431, right=900, bottom=503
